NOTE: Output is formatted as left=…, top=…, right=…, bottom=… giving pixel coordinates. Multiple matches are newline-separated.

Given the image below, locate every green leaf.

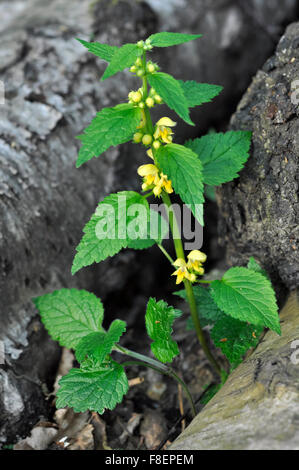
left=156, top=143, right=205, bottom=225
left=178, top=80, right=223, bottom=108
left=76, top=103, right=142, bottom=167
left=72, top=191, right=164, bottom=274
left=127, top=207, right=169, bottom=250
left=211, top=267, right=280, bottom=334
left=148, top=72, right=193, bottom=126
left=75, top=332, right=105, bottom=363
left=148, top=32, right=202, bottom=48
left=101, top=43, right=142, bottom=81
left=247, top=257, right=269, bottom=279
left=126, top=237, right=155, bottom=250
left=185, top=131, right=252, bottom=186
left=211, top=314, right=263, bottom=367
left=33, top=289, right=104, bottom=349
left=76, top=320, right=126, bottom=364
left=56, top=362, right=128, bottom=414
left=175, top=285, right=223, bottom=329
left=145, top=297, right=182, bottom=363
left=76, top=39, right=118, bottom=62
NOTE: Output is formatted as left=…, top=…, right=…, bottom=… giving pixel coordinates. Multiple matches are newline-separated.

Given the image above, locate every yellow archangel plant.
left=33, top=32, right=280, bottom=419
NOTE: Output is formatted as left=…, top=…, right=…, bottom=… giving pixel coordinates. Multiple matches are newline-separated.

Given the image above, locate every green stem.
left=143, top=190, right=154, bottom=199
left=139, top=52, right=221, bottom=377
left=115, top=344, right=169, bottom=372
left=142, top=52, right=154, bottom=135
left=116, top=345, right=196, bottom=417
left=162, top=192, right=221, bottom=376
left=183, top=279, right=221, bottom=375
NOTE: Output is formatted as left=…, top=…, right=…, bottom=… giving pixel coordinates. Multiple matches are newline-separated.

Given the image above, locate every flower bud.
left=138, top=102, right=145, bottom=108
left=136, top=69, right=144, bottom=77
left=142, top=134, right=153, bottom=146
left=135, top=57, right=142, bottom=67
left=137, top=40, right=144, bottom=49
left=133, top=132, right=143, bottom=143
left=131, top=91, right=142, bottom=103
left=130, top=65, right=137, bottom=73
left=147, top=63, right=155, bottom=73
left=153, top=140, right=161, bottom=150
left=145, top=97, right=155, bottom=108
left=154, top=94, right=163, bottom=104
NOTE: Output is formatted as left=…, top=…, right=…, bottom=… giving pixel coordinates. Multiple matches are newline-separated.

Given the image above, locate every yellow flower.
left=153, top=173, right=173, bottom=197
left=137, top=164, right=160, bottom=191
left=188, top=250, right=207, bottom=263
left=163, top=177, right=173, bottom=194
left=154, top=117, right=176, bottom=143
left=172, top=259, right=196, bottom=284
left=137, top=165, right=173, bottom=196
left=187, top=250, right=207, bottom=275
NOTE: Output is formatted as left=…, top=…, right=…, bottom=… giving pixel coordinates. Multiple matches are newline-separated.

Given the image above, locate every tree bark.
left=171, top=291, right=299, bottom=450
left=217, top=21, right=299, bottom=296
left=0, top=0, right=158, bottom=445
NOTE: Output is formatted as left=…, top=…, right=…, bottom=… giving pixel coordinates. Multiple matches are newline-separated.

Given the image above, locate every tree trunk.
left=171, top=291, right=299, bottom=450
left=217, top=21, right=299, bottom=297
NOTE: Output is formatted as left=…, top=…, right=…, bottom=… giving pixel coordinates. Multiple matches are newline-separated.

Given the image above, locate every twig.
left=157, top=382, right=217, bottom=450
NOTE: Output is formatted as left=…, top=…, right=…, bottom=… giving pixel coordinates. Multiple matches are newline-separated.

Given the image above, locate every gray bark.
left=0, top=0, right=158, bottom=445
left=0, top=0, right=298, bottom=444
left=171, top=291, right=299, bottom=450
left=217, top=21, right=299, bottom=294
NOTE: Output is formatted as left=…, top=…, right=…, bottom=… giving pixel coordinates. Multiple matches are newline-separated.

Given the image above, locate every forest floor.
left=11, top=307, right=226, bottom=451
